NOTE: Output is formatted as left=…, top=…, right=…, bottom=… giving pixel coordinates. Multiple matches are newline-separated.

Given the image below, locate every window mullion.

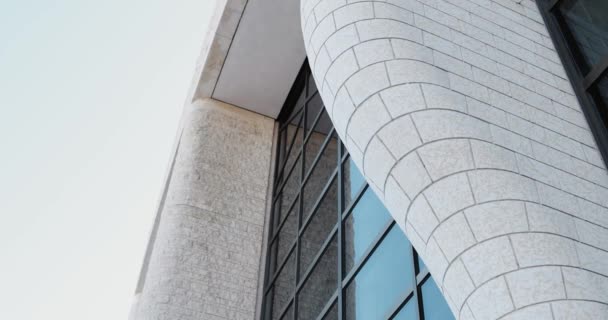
left=548, top=0, right=562, bottom=11
left=583, top=55, right=608, bottom=90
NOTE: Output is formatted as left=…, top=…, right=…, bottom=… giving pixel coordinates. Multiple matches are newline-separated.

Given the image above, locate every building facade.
left=130, top=0, right=608, bottom=319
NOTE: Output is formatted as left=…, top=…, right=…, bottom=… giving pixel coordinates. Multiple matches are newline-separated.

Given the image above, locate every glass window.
left=558, top=0, right=608, bottom=73
left=263, top=61, right=453, bottom=320
left=305, top=93, right=326, bottom=136
left=343, top=188, right=393, bottom=275
left=300, top=179, right=338, bottom=276
left=393, top=299, right=418, bottom=320
left=592, top=72, right=608, bottom=124
left=269, top=203, right=298, bottom=276
left=421, top=279, right=455, bottom=320
left=278, top=113, right=303, bottom=183
left=305, top=130, right=337, bottom=175
left=322, top=302, right=338, bottom=320
left=344, top=226, right=414, bottom=320
left=539, top=0, right=608, bottom=165
left=298, top=237, right=338, bottom=320
left=302, top=145, right=338, bottom=221
left=343, top=157, right=366, bottom=208
left=271, top=252, right=296, bottom=320
left=280, top=304, right=294, bottom=320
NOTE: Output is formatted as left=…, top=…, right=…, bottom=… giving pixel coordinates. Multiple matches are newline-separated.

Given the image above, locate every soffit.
left=212, top=0, right=306, bottom=118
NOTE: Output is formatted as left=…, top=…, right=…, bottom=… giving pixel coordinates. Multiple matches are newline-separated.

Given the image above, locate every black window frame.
left=260, top=61, right=449, bottom=320
left=537, top=0, right=608, bottom=166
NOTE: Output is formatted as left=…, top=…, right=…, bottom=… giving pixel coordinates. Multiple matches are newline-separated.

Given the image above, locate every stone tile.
left=501, top=304, right=553, bottom=320
left=510, top=233, right=579, bottom=267
left=407, top=195, right=440, bottom=242
left=347, top=94, right=392, bottom=150
left=562, top=267, right=608, bottom=302
left=467, top=277, right=515, bottom=320
left=386, top=59, right=450, bottom=87
left=553, top=300, right=608, bottom=320
left=424, top=172, right=476, bottom=220
left=461, top=236, right=518, bottom=286
left=505, top=266, right=566, bottom=308
left=417, top=139, right=474, bottom=180
left=465, top=201, right=528, bottom=241
left=421, top=83, right=467, bottom=112
left=380, top=83, right=427, bottom=117
left=526, top=203, right=578, bottom=239
left=412, top=109, right=492, bottom=142
left=378, top=115, right=422, bottom=158
left=468, top=170, right=539, bottom=203
left=333, top=2, right=373, bottom=28
left=345, top=63, right=390, bottom=105
left=392, top=152, right=432, bottom=198
left=470, top=139, right=518, bottom=172
left=433, top=213, right=477, bottom=260
left=353, top=39, right=394, bottom=67
left=443, top=259, right=476, bottom=308
left=362, top=136, right=395, bottom=190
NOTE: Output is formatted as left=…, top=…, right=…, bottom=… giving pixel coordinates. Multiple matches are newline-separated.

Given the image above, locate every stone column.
left=131, top=98, right=275, bottom=320
left=300, top=0, right=608, bottom=319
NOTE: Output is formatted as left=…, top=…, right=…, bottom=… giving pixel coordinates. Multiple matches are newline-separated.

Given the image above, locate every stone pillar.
left=131, top=98, right=275, bottom=320
left=300, top=0, right=608, bottom=319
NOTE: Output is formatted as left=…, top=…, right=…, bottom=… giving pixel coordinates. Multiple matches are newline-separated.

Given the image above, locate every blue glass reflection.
left=344, top=189, right=392, bottom=273
left=347, top=158, right=365, bottom=198
left=422, top=278, right=455, bottom=320
left=393, top=299, right=417, bottom=320
left=344, top=158, right=365, bottom=207
left=344, top=226, right=414, bottom=319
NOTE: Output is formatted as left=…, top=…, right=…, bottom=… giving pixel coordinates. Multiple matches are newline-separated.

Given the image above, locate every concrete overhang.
left=190, top=0, right=306, bottom=118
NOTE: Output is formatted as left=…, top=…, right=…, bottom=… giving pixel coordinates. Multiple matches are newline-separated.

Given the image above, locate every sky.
left=0, top=0, right=214, bottom=319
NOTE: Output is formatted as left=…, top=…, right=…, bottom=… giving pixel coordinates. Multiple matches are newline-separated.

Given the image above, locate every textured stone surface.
left=300, top=0, right=608, bottom=318
left=192, top=0, right=247, bottom=100
left=131, top=99, right=274, bottom=320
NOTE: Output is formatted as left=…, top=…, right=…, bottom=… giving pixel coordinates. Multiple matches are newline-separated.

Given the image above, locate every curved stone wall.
left=300, top=0, right=608, bottom=318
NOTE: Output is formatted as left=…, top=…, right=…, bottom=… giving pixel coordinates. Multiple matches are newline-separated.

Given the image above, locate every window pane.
left=278, top=113, right=303, bottom=183
left=559, top=0, right=608, bottom=72
left=343, top=189, right=393, bottom=275
left=298, top=236, right=338, bottom=320
left=305, top=93, right=327, bottom=136
left=271, top=252, right=296, bottom=320
left=393, top=299, right=418, bottom=320
left=307, top=102, right=334, bottom=141
left=322, top=302, right=338, bottom=320
left=593, top=71, right=608, bottom=110
left=264, top=290, right=273, bottom=320
left=343, top=157, right=366, bottom=209
left=307, top=71, right=318, bottom=96
left=421, top=279, right=455, bottom=320
left=300, top=178, right=338, bottom=276
left=302, top=145, right=338, bottom=221
left=344, top=226, right=415, bottom=320
left=305, top=130, right=337, bottom=175
left=278, top=158, right=301, bottom=223
left=269, top=204, right=298, bottom=276
left=280, top=303, right=293, bottom=320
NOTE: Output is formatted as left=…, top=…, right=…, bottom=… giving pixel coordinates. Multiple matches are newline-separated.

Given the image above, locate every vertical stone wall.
left=132, top=99, right=274, bottom=320
left=300, top=0, right=608, bottom=319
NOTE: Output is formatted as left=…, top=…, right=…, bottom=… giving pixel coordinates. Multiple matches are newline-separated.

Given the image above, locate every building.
left=129, top=0, right=608, bottom=319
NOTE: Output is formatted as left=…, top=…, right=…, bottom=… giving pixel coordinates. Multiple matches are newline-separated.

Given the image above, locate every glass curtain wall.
left=261, top=62, right=454, bottom=320
left=539, top=0, right=608, bottom=161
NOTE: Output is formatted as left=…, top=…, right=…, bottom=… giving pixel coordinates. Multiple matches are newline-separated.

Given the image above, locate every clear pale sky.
left=0, top=0, right=214, bottom=318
